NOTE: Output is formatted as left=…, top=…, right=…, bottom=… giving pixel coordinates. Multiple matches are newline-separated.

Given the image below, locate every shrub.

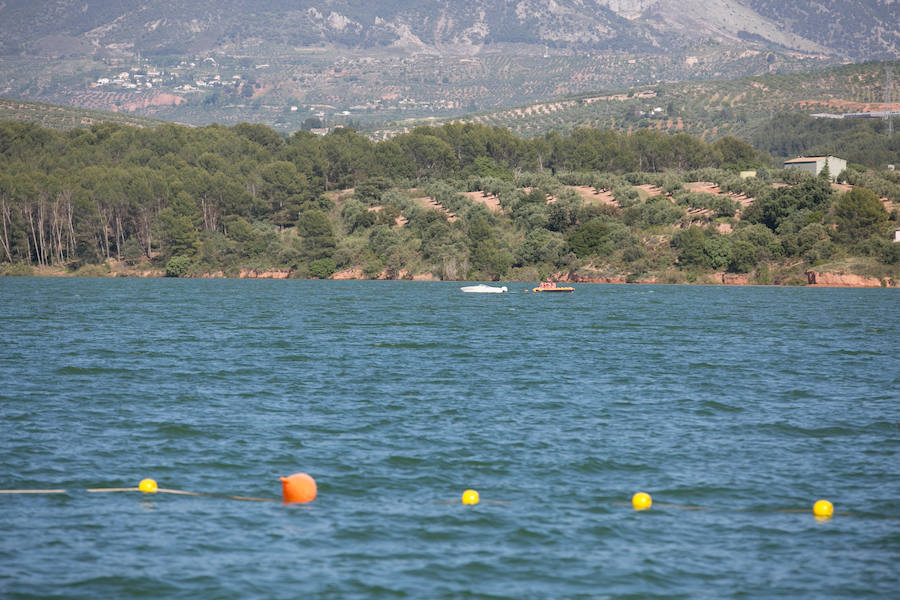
left=568, top=218, right=619, bottom=257
left=165, top=255, right=192, bottom=277
left=73, top=264, right=110, bottom=277
left=831, top=187, right=891, bottom=245
left=673, top=227, right=732, bottom=270
left=729, top=240, right=758, bottom=273
left=0, top=263, right=34, bottom=276
left=623, top=197, right=685, bottom=228
left=672, top=227, right=706, bottom=266
left=308, top=258, right=337, bottom=279
left=702, top=235, right=733, bottom=270
left=516, top=228, right=564, bottom=265
left=804, top=239, right=836, bottom=264
left=855, top=236, right=900, bottom=264
left=796, top=223, right=831, bottom=260
left=733, top=223, right=782, bottom=260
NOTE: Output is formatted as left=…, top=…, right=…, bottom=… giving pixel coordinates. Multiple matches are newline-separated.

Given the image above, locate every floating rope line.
left=85, top=486, right=276, bottom=502
left=4, top=483, right=894, bottom=518
left=435, top=499, right=513, bottom=505
left=155, top=489, right=276, bottom=502
left=0, top=480, right=273, bottom=502
left=0, top=487, right=274, bottom=502
left=651, top=502, right=713, bottom=511
left=610, top=501, right=712, bottom=510
left=611, top=501, right=860, bottom=517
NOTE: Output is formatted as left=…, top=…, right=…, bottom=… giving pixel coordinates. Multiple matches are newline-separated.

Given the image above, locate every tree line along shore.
left=0, top=118, right=898, bottom=286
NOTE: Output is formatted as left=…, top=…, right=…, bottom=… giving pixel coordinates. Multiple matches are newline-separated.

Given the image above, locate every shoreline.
left=5, top=265, right=896, bottom=288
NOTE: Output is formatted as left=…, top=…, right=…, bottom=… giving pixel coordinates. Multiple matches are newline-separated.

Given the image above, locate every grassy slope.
left=0, top=97, right=169, bottom=131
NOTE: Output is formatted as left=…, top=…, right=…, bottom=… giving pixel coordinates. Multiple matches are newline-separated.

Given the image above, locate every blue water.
left=1, top=278, right=898, bottom=599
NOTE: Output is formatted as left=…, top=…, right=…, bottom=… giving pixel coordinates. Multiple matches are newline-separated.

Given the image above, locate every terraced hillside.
left=391, top=61, right=898, bottom=148
left=3, top=60, right=897, bottom=170
left=0, top=97, right=167, bottom=130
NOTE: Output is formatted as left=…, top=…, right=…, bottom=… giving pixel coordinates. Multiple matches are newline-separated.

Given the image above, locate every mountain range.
left=0, top=1, right=897, bottom=129
left=3, top=0, right=897, bottom=59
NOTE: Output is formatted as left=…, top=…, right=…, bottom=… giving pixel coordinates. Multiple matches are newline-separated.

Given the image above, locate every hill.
left=0, top=1, right=896, bottom=130
left=380, top=61, right=899, bottom=164
left=3, top=59, right=898, bottom=171
left=0, top=97, right=167, bottom=131
left=3, top=1, right=896, bottom=60
left=1, top=119, right=898, bottom=286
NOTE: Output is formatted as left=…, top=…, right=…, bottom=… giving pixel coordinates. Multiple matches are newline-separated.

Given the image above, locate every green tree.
left=232, top=123, right=284, bottom=152
left=308, top=257, right=337, bottom=279
left=546, top=196, right=580, bottom=232
left=259, top=161, right=308, bottom=227
left=392, top=132, right=456, bottom=181
left=702, top=233, right=733, bottom=270
left=567, top=218, right=619, bottom=258
left=0, top=172, right=33, bottom=263
left=156, top=210, right=200, bottom=258
left=672, top=226, right=706, bottom=266
left=341, top=198, right=377, bottom=233
left=368, top=224, right=401, bottom=260
left=622, top=197, right=685, bottom=228
left=301, top=117, right=324, bottom=131
left=165, top=254, right=192, bottom=277
left=752, top=178, right=832, bottom=232
left=728, top=240, right=758, bottom=273
left=516, top=228, right=564, bottom=266
left=283, top=130, right=329, bottom=191
left=732, top=223, right=782, bottom=261
left=508, top=188, right=550, bottom=230
left=466, top=215, right=510, bottom=277
left=832, top=187, right=890, bottom=245
left=319, top=128, right=377, bottom=189
left=354, top=177, right=392, bottom=205
left=712, top=136, right=766, bottom=170
left=296, top=209, right=336, bottom=261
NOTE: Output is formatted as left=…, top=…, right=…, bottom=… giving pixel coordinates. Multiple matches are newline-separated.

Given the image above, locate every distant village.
left=90, top=59, right=263, bottom=101
left=90, top=57, right=267, bottom=93
left=85, top=56, right=471, bottom=132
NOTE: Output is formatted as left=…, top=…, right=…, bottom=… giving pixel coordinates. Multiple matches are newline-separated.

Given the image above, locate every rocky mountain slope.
left=2, top=0, right=897, bottom=60
left=0, top=1, right=896, bottom=129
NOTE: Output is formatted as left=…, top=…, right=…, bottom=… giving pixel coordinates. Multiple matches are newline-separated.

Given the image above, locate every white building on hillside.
left=783, top=156, right=847, bottom=181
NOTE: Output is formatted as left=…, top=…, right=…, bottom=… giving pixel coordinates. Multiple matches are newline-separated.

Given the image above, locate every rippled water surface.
left=1, top=278, right=898, bottom=599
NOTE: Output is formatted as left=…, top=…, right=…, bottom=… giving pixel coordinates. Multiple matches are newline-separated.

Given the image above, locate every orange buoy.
left=280, top=472, right=317, bottom=503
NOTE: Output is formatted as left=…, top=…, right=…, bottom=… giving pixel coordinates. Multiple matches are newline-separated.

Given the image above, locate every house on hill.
left=784, top=156, right=847, bottom=181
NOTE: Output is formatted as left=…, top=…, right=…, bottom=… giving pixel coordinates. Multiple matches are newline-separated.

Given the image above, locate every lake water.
left=1, top=278, right=898, bottom=599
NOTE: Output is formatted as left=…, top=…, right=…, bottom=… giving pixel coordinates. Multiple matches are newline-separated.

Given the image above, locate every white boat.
left=460, top=284, right=508, bottom=293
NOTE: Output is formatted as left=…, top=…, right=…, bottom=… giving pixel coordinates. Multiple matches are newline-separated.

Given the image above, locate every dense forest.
left=1, top=118, right=898, bottom=283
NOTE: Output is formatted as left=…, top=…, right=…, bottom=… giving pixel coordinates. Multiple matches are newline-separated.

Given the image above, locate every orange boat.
left=530, top=281, right=574, bottom=293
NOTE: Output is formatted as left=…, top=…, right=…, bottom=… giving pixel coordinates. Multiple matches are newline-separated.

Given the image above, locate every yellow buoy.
left=632, top=492, right=652, bottom=511
left=462, top=489, right=480, bottom=505
left=813, top=499, right=834, bottom=519
left=138, top=478, right=158, bottom=493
